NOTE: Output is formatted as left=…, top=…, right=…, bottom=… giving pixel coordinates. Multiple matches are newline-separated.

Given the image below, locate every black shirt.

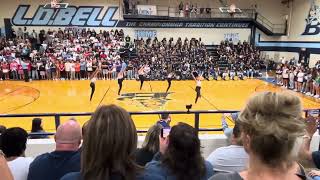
left=27, top=151, right=81, bottom=180
left=135, top=148, right=156, bottom=166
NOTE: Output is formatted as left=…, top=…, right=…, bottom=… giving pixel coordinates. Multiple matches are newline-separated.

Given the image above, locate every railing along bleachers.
left=124, top=6, right=287, bottom=35
left=0, top=109, right=319, bottom=136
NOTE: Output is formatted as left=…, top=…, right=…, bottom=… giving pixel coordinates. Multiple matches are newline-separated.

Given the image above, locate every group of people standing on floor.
left=275, top=60, right=320, bottom=98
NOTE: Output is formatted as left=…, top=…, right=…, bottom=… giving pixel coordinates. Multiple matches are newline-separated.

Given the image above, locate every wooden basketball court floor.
left=0, top=79, right=319, bottom=134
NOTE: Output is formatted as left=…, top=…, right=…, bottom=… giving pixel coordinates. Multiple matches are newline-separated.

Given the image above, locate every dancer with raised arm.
left=166, top=72, right=175, bottom=93
left=138, top=65, right=146, bottom=90
left=117, top=69, right=125, bottom=95
left=89, top=69, right=99, bottom=101
left=192, top=71, right=203, bottom=104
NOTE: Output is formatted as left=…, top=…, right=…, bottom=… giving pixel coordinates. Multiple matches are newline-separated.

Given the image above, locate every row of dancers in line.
left=89, top=65, right=204, bottom=104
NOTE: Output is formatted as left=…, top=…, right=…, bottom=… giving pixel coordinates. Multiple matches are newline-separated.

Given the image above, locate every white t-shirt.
left=297, top=72, right=304, bottom=82
left=282, top=68, right=289, bottom=78
left=196, top=79, right=201, bottom=87
left=65, top=62, right=71, bottom=72
left=8, top=157, right=33, bottom=180
left=70, top=63, right=75, bottom=71
left=206, top=145, right=248, bottom=173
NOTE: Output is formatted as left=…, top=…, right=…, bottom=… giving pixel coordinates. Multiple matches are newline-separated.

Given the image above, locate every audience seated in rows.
left=27, top=119, right=81, bottom=180
left=206, top=120, right=248, bottom=173
left=210, top=92, right=307, bottom=180
left=1, top=127, right=33, bottom=180
left=135, top=124, right=162, bottom=166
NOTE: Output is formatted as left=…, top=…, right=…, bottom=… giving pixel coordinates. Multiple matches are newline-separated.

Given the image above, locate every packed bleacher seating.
left=0, top=27, right=267, bottom=82
left=0, top=92, right=319, bottom=179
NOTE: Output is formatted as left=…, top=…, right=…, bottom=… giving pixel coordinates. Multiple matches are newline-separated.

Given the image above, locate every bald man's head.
left=55, top=119, right=81, bottom=151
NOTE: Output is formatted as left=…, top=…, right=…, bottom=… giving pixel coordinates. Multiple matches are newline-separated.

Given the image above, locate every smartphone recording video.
left=161, top=128, right=171, bottom=138
left=308, top=110, right=320, bottom=118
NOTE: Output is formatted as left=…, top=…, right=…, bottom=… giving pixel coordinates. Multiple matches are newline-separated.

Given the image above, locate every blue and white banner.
left=224, top=33, right=240, bottom=42
left=135, top=30, right=157, bottom=38
left=11, top=4, right=252, bottom=28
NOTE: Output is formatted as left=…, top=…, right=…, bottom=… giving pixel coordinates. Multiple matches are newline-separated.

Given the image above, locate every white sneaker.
left=314, top=95, right=320, bottom=98
left=294, top=89, right=298, bottom=92
left=306, top=92, right=311, bottom=96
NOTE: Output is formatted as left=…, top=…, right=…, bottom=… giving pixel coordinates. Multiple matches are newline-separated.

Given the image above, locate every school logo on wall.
left=11, top=5, right=252, bottom=28
left=12, top=5, right=119, bottom=27
left=117, top=92, right=171, bottom=109
left=302, top=0, right=320, bottom=35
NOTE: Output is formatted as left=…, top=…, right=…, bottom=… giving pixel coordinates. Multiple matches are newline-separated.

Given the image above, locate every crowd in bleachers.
left=274, top=58, right=320, bottom=99
left=213, top=40, right=264, bottom=80
left=0, top=27, right=128, bottom=81
left=0, top=92, right=319, bottom=180
left=0, top=27, right=266, bottom=82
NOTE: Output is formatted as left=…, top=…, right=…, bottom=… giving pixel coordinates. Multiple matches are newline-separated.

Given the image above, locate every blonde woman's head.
left=238, top=92, right=305, bottom=167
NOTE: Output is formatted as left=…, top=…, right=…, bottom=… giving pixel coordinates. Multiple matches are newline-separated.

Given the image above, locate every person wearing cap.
left=27, top=119, right=81, bottom=180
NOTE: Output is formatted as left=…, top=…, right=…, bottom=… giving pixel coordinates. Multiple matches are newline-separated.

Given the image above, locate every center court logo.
left=302, top=0, right=320, bottom=35
left=117, top=92, right=172, bottom=109
left=12, top=5, right=118, bottom=27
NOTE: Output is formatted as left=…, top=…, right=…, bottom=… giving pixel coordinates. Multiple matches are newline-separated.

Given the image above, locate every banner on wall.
left=302, top=0, right=320, bottom=35
left=136, top=5, right=157, bottom=16
left=11, top=5, right=252, bottom=28
left=117, top=21, right=251, bottom=28
left=135, top=30, right=157, bottom=38
left=224, top=33, right=240, bottom=42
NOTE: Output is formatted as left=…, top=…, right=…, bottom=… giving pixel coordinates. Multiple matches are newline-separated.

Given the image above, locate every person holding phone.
left=299, top=110, right=320, bottom=179
left=144, top=122, right=214, bottom=180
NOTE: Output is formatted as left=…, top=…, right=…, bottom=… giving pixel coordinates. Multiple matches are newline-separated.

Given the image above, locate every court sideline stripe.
left=98, top=86, right=110, bottom=106
left=188, top=85, right=235, bottom=125
left=255, top=79, right=320, bottom=108
left=188, top=85, right=219, bottom=110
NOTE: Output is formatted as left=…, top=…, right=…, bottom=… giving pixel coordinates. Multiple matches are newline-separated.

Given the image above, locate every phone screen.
left=308, top=110, right=320, bottom=118
left=161, top=128, right=171, bottom=138
left=308, top=110, right=320, bottom=130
